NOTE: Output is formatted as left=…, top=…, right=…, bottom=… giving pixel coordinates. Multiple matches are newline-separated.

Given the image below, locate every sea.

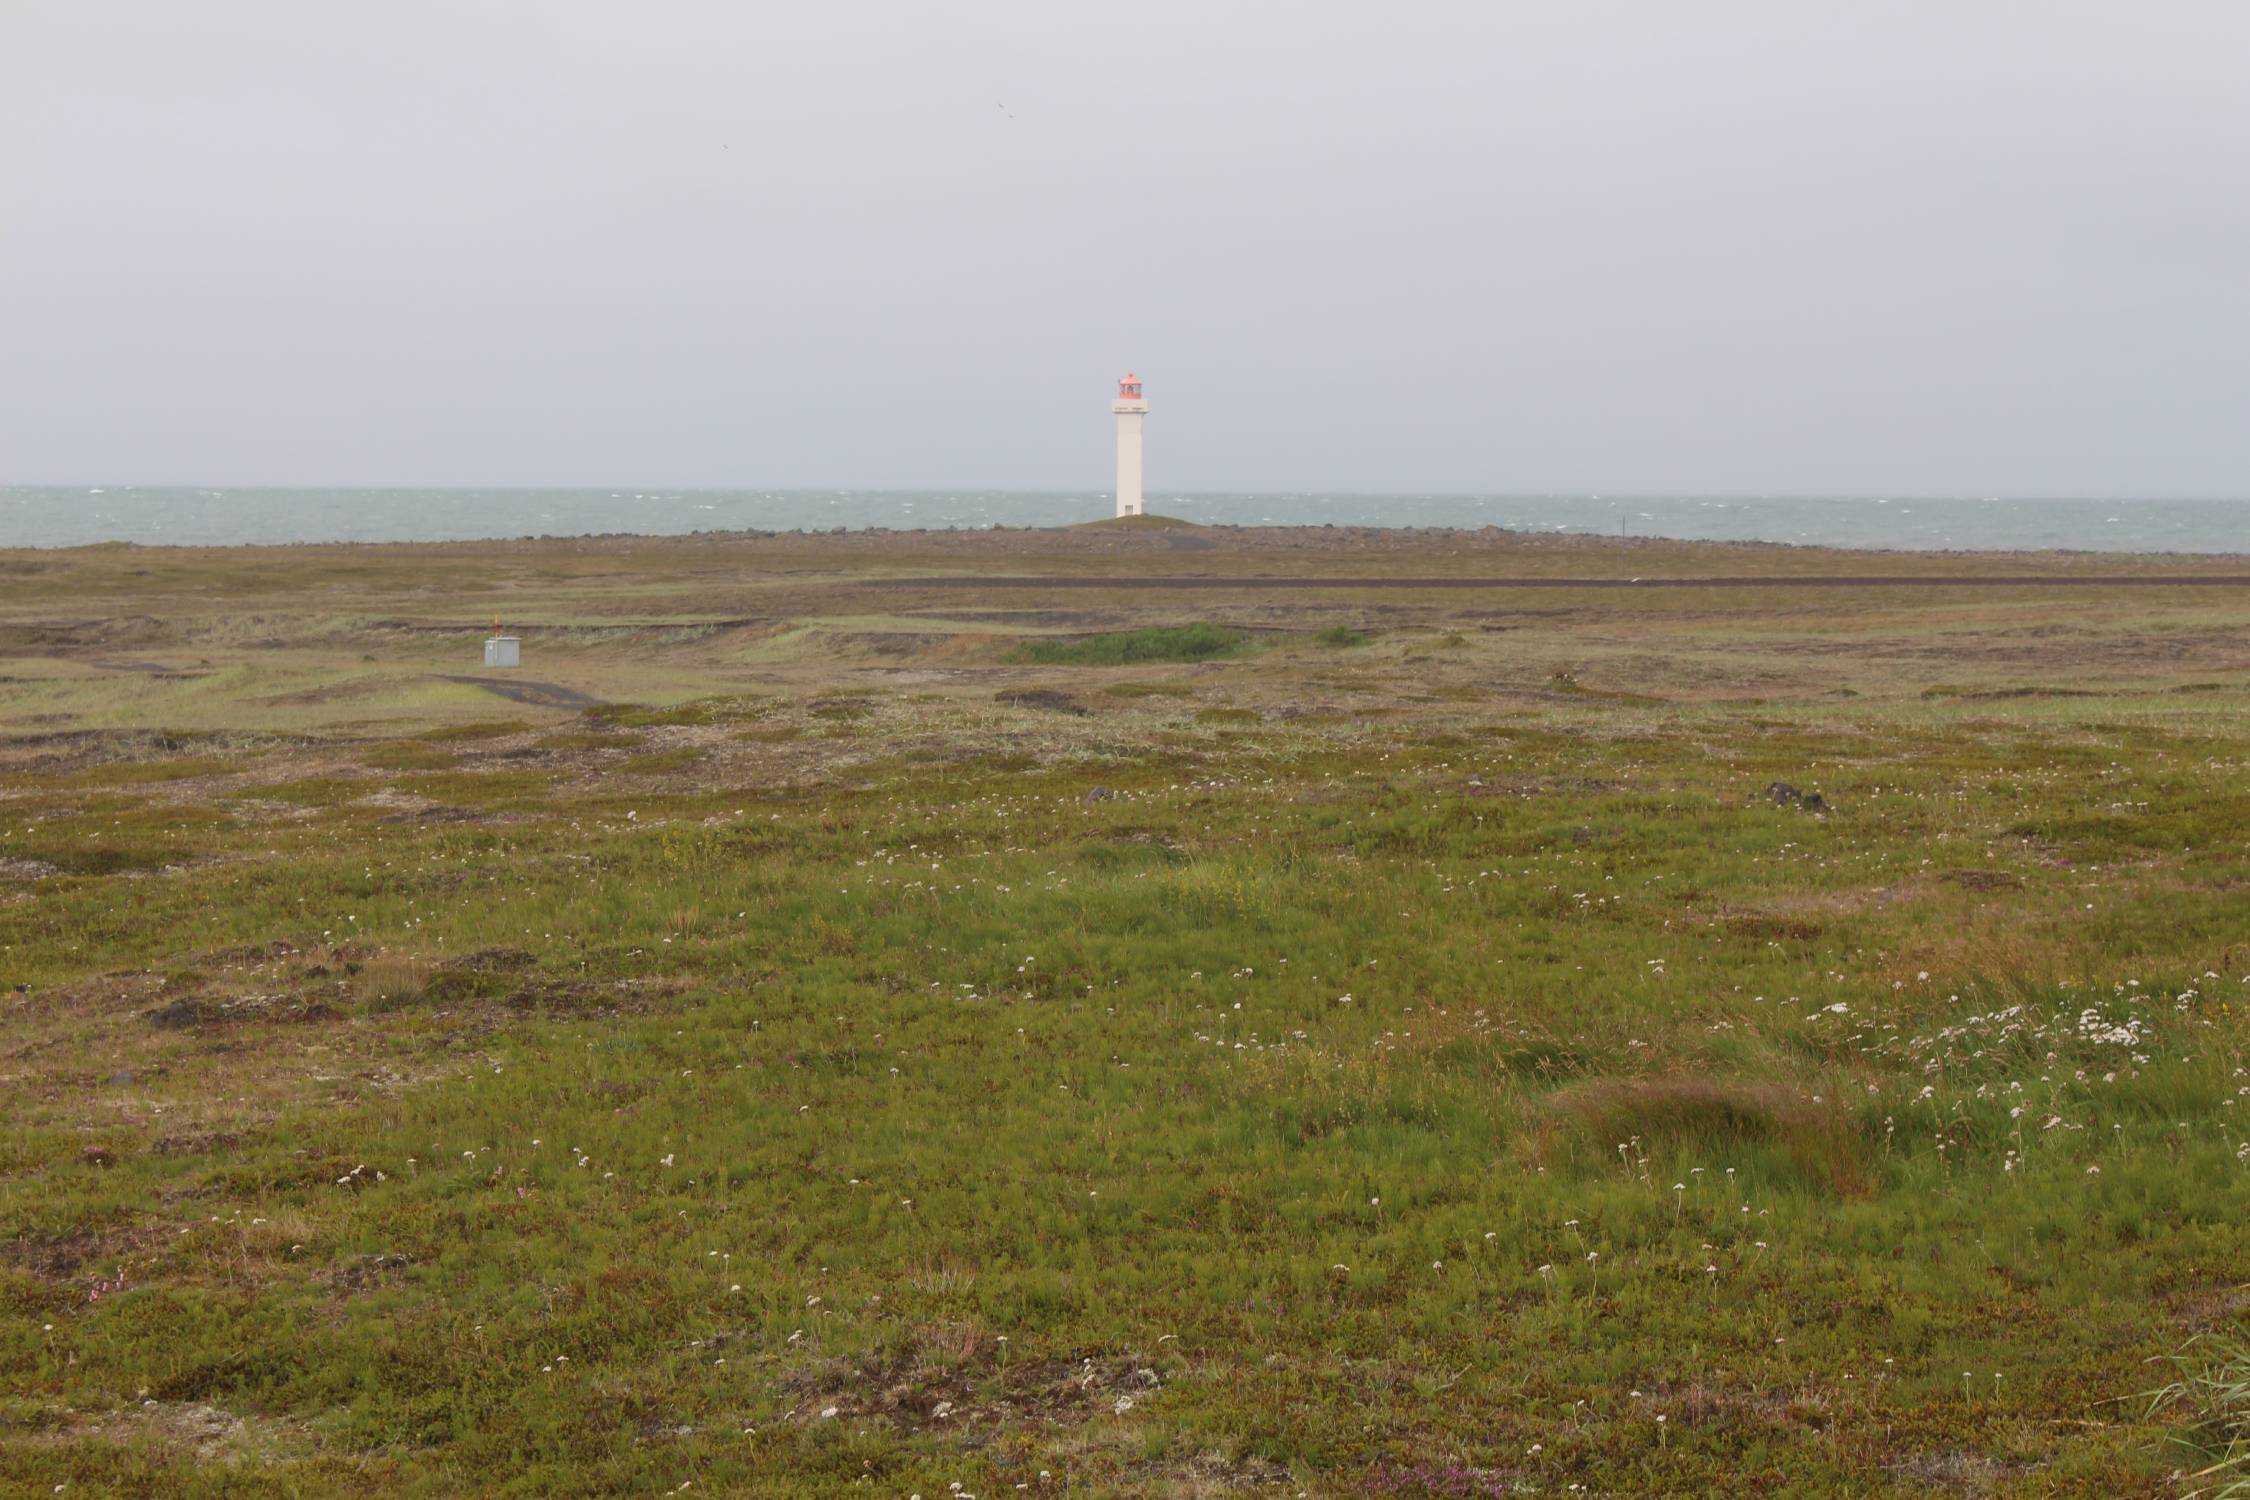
left=4, top=487, right=2248, bottom=554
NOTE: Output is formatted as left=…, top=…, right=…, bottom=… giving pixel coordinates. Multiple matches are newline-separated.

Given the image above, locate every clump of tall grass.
left=1552, top=1073, right=1872, bottom=1195
left=1013, top=623, right=1246, bottom=667
left=2150, top=1337, right=2250, bottom=1498
left=353, top=953, right=433, bottom=1010
left=1558, top=1074, right=1813, bottom=1143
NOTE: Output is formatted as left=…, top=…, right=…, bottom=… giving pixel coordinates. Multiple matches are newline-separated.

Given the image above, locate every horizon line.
left=7, top=482, right=2250, bottom=504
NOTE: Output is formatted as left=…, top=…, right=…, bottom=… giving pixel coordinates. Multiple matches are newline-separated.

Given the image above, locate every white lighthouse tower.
left=1111, top=371, right=1148, bottom=518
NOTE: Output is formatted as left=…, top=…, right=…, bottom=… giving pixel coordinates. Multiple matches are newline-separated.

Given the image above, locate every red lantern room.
left=1118, top=373, right=1142, bottom=399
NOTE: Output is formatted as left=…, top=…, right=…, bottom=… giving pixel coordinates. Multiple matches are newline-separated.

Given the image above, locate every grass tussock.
left=2150, top=1337, right=2250, bottom=1499
left=350, top=953, right=432, bottom=1010
left=1552, top=1074, right=1873, bottom=1195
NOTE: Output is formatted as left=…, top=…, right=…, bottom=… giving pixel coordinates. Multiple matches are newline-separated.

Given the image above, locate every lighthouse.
left=1111, top=372, right=1148, bottom=518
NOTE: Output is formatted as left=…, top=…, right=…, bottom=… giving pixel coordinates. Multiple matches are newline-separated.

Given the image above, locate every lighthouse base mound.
left=1073, top=511, right=1208, bottom=531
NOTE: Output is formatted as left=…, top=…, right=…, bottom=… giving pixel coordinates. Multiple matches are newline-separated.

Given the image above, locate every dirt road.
left=870, top=573, right=2250, bottom=591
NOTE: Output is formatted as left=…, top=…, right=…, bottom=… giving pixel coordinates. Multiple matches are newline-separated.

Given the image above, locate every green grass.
left=618, top=748, right=704, bottom=774
left=537, top=731, right=645, bottom=751
left=364, top=743, right=463, bottom=772
left=415, top=720, right=531, bottom=743
left=1012, top=623, right=1247, bottom=667
left=1101, top=682, right=1196, bottom=701
left=2151, top=1338, right=2250, bottom=1498
left=5, top=532, right=2250, bottom=1494
left=8, top=713, right=2246, bottom=1495
left=589, top=697, right=770, bottom=729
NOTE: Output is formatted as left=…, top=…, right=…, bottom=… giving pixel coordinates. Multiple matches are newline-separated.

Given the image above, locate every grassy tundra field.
left=4, top=519, right=2250, bottom=1497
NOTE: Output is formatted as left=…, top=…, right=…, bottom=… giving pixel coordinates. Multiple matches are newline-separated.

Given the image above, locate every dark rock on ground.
left=450, top=947, right=537, bottom=973
left=144, top=999, right=212, bottom=1029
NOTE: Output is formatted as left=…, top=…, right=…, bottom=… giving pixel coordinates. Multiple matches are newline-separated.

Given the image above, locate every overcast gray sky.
left=2, top=2, right=2246, bottom=496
